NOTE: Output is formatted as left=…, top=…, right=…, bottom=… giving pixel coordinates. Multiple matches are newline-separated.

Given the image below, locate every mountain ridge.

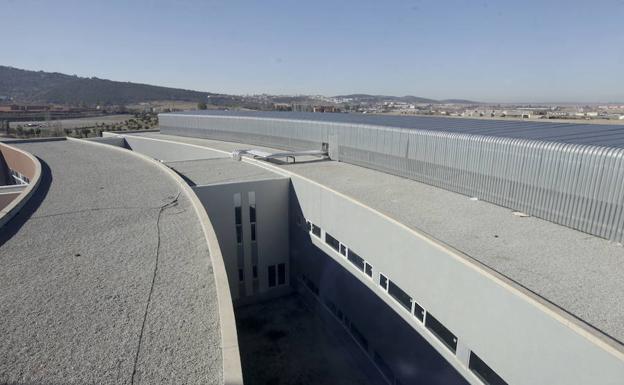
left=0, top=65, right=235, bottom=106
left=0, top=65, right=481, bottom=106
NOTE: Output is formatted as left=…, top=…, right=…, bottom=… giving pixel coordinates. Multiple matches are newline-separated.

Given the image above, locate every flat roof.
left=0, top=139, right=223, bottom=384
left=162, top=110, right=624, bottom=148
left=132, top=132, right=624, bottom=345
left=166, top=157, right=283, bottom=186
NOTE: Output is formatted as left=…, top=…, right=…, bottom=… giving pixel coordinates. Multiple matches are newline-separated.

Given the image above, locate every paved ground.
left=236, top=294, right=385, bottom=385
left=0, top=139, right=222, bottom=384
left=132, top=132, right=624, bottom=345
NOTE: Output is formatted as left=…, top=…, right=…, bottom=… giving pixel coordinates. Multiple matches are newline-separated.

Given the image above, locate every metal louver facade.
left=160, top=112, right=624, bottom=243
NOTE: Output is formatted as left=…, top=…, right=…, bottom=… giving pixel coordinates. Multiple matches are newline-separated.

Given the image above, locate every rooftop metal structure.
left=160, top=111, right=624, bottom=243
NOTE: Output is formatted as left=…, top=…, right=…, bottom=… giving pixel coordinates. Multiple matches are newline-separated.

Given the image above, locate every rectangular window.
left=248, top=191, right=256, bottom=223
left=277, top=263, right=286, bottom=285
left=347, top=249, right=365, bottom=271
left=268, top=265, right=276, bottom=287
left=325, top=232, right=340, bottom=251
left=251, top=223, right=256, bottom=242
left=388, top=281, right=412, bottom=311
left=236, top=225, right=243, bottom=244
left=365, top=263, right=373, bottom=278
left=234, top=193, right=242, bottom=244
left=234, top=193, right=242, bottom=225
left=469, top=352, right=508, bottom=385
left=238, top=268, right=244, bottom=282
left=340, top=244, right=347, bottom=256
left=252, top=265, right=258, bottom=279
left=425, top=313, right=458, bottom=353
left=413, top=301, right=425, bottom=322
left=235, top=207, right=242, bottom=225
left=380, top=274, right=388, bottom=290
left=312, top=224, right=321, bottom=238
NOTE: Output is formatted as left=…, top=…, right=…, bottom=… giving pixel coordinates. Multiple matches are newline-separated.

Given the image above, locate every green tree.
left=197, top=102, right=208, bottom=110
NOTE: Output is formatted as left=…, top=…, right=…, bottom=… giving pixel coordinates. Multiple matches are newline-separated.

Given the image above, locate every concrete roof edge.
left=67, top=137, right=243, bottom=385
left=0, top=142, right=43, bottom=229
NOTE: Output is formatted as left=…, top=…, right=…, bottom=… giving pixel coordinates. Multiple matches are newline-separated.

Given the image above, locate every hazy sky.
left=3, top=0, right=624, bottom=102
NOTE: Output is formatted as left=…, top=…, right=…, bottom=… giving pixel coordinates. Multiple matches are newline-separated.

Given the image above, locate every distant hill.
left=333, top=94, right=480, bottom=105
left=0, top=66, right=481, bottom=107
left=0, top=65, right=239, bottom=106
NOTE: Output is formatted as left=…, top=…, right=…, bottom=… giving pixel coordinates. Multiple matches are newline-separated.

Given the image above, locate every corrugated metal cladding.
left=160, top=111, right=624, bottom=243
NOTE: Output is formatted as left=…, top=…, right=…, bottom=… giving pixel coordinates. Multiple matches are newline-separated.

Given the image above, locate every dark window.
left=238, top=268, right=244, bottom=282
left=268, top=265, right=276, bottom=287
left=413, top=301, right=425, bottom=322
left=388, top=281, right=412, bottom=311
left=340, top=244, right=347, bottom=256
left=325, top=232, right=340, bottom=251
left=365, top=263, right=373, bottom=277
left=380, top=274, right=388, bottom=290
left=251, top=223, right=256, bottom=242
left=277, top=263, right=286, bottom=285
left=469, top=352, right=508, bottom=385
left=312, top=224, right=321, bottom=237
left=425, top=313, right=458, bottom=352
left=374, top=351, right=395, bottom=383
left=235, top=206, right=242, bottom=225
left=236, top=225, right=242, bottom=244
left=347, top=249, right=365, bottom=271
left=249, top=205, right=256, bottom=223
left=252, top=265, right=258, bottom=279
left=306, top=221, right=312, bottom=232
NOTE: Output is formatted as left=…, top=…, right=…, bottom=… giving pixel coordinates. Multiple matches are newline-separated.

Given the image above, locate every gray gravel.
left=0, top=139, right=222, bottom=384
left=135, top=132, right=624, bottom=345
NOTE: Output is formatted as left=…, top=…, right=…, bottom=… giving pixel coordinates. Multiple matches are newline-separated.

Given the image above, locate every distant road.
left=9, top=114, right=132, bottom=130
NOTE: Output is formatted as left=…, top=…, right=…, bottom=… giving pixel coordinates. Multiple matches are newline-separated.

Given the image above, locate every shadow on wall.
left=288, top=189, right=468, bottom=385
left=0, top=157, right=52, bottom=248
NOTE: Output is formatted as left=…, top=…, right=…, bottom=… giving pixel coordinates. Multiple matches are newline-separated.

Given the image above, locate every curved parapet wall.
left=69, top=137, right=243, bottom=385
left=160, top=112, right=624, bottom=243
left=0, top=141, right=42, bottom=227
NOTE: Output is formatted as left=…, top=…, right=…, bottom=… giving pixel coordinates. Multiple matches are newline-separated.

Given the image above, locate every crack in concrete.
left=29, top=204, right=173, bottom=220
left=130, top=191, right=181, bottom=385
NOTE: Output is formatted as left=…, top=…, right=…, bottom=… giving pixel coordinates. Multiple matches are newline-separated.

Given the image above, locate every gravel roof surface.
left=0, top=139, right=222, bottom=385
left=166, top=158, right=283, bottom=186
left=132, top=132, right=624, bottom=345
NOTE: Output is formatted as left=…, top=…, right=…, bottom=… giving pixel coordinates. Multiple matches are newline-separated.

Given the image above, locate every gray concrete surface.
left=166, top=158, right=281, bottom=186
left=0, top=139, right=222, bottom=384
left=132, top=132, right=624, bottom=344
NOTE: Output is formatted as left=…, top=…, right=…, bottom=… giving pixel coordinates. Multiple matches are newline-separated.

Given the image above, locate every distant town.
left=243, top=94, right=624, bottom=123
left=2, top=64, right=624, bottom=140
